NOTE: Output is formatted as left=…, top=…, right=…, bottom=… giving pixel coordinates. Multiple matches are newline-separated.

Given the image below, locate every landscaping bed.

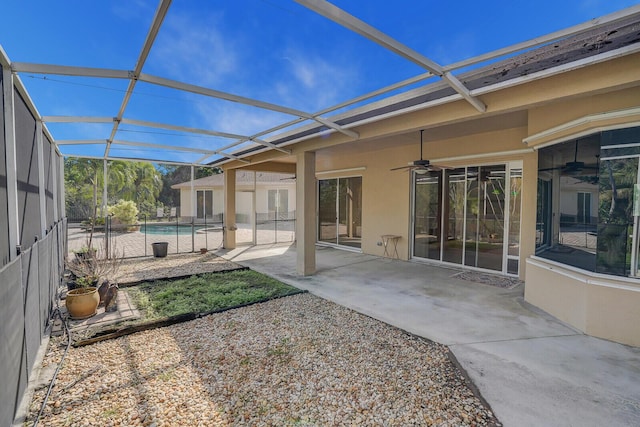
left=73, top=270, right=304, bottom=346
left=28, top=293, right=499, bottom=426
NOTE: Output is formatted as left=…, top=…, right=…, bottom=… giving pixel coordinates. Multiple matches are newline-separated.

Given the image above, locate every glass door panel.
left=413, top=171, right=441, bottom=260
left=477, top=165, right=506, bottom=271
left=337, top=177, right=362, bottom=248
left=205, top=190, right=213, bottom=219
left=508, top=169, right=522, bottom=274
left=196, top=190, right=204, bottom=219
left=443, top=168, right=465, bottom=263
left=318, top=179, right=337, bottom=244
left=465, top=167, right=479, bottom=267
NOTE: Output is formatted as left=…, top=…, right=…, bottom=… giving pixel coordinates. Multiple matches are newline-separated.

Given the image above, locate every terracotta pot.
left=66, top=287, right=100, bottom=320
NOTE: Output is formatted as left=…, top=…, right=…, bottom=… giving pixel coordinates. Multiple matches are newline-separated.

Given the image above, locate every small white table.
left=381, top=234, right=401, bottom=259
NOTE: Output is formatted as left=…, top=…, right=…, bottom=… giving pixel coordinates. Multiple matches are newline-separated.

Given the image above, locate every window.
left=268, top=189, right=288, bottom=219
left=196, top=190, right=213, bottom=219
left=536, top=126, right=640, bottom=277
left=318, top=177, right=362, bottom=249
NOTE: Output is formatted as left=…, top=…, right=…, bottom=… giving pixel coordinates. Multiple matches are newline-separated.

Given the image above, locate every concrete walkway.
left=216, top=243, right=640, bottom=427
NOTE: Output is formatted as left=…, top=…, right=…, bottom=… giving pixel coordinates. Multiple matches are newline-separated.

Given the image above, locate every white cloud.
left=111, top=0, right=154, bottom=21
left=150, top=12, right=240, bottom=87
left=193, top=101, right=288, bottom=139
left=274, top=49, right=359, bottom=112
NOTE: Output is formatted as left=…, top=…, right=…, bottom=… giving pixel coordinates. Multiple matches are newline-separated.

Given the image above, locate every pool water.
left=139, top=224, right=206, bottom=235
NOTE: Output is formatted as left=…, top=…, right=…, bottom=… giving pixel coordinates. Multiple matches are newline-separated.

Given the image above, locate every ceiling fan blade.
left=390, top=165, right=413, bottom=171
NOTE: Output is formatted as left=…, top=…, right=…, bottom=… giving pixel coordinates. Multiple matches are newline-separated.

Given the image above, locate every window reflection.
left=536, top=126, right=640, bottom=277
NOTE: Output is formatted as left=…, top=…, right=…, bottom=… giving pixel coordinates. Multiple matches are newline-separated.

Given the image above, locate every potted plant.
left=65, top=286, right=100, bottom=320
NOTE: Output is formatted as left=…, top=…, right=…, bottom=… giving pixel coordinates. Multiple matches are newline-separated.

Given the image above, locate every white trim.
left=527, top=256, right=640, bottom=291
left=532, top=121, right=640, bottom=151
left=315, top=241, right=363, bottom=253
left=316, top=166, right=366, bottom=176
left=601, top=142, right=640, bottom=150
left=601, top=154, right=640, bottom=161
left=524, top=107, right=640, bottom=146
left=432, top=148, right=533, bottom=164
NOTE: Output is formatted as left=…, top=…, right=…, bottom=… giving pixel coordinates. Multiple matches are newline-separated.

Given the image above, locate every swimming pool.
left=139, top=224, right=207, bottom=235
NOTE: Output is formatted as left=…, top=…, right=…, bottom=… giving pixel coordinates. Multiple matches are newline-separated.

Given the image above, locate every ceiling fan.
left=390, top=130, right=444, bottom=173
left=538, top=140, right=599, bottom=175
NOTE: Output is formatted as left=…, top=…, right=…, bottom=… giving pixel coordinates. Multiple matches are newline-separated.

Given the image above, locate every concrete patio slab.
left=217, top=243, right=640, bottom=427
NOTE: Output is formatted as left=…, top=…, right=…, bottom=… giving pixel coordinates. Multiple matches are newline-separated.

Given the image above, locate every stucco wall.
left=526, top=258, right=640, bottom=347
left=316, top=126, right=531, bottom=263
left=180, top=184, right=295, bottom=219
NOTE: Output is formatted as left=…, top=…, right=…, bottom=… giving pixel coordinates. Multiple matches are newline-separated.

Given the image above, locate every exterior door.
left=318, top=177, right=362, bottom=249
left=412, top=163, right=518, bottom=274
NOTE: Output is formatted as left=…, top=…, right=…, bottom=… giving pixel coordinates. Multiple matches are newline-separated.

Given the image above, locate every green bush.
left=108, top=199, right=139, bottom=225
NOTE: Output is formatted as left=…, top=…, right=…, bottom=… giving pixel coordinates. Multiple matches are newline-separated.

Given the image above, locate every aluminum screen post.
left=3, top=66, right=20, bottom=260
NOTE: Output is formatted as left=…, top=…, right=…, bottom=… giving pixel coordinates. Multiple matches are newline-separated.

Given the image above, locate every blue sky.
left=1, top=0, right=638, bottom=164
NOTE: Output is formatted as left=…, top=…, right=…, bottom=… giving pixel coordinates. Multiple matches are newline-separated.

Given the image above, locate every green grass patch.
left=127, top=270, right=300, bottom=321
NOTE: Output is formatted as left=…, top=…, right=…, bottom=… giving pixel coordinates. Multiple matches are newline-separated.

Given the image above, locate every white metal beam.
left=210, top=70, right=438, bottom=159
left=10, top=62, right=130, bottom=79
left=36, top=120, right=47, bottom=237
left=121, top=118, right=246, bottom=140
left=105, top=0, right=173, bottom=158
left=67, top=154, right=210, bottom=167
left=43, top=116, right=114, bottom=123
left=56, top=139, right=107, bottom=145
left=3, top=66, right=20, bottom=258
left=102, top=159, right=108, bottom=218
left=295, top=0, right=486, bottom=113
left=111, top=139, right=218, bottom=154
left=51, top=141, right=58, bottom=222
left=110, top=140, right=251, bottom=163
left=139, top=73, right=358, bottom=139
left=190, top=165, right=195, bottom=220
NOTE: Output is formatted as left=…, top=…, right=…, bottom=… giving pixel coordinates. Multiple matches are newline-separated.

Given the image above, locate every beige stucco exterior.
left=219, top=50, right=640, bottom=346
left=174, top=174, right=296, bottom=220
left=526, top=258, right=640, bottom=347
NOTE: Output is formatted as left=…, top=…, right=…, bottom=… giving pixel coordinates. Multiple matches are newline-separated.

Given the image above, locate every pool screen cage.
left=65, top=160, right=295, bottom=259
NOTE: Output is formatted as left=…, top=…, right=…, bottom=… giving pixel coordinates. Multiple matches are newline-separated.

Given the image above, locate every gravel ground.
left=28, top=293, right=498, bottom=426
left=115, top=253, right=243, bottom=285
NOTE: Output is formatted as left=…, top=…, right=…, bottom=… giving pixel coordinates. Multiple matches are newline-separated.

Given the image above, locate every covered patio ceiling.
left=2, top=1, right=640, bottom=168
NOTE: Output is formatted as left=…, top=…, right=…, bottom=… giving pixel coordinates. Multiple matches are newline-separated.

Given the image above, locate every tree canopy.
left=64, top=159, right=163, bottom=220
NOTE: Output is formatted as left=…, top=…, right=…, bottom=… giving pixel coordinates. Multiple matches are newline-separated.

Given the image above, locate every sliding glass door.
left=412, top=164, right=519, bottom=274
left=318, top=177, right=362, bottom=249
